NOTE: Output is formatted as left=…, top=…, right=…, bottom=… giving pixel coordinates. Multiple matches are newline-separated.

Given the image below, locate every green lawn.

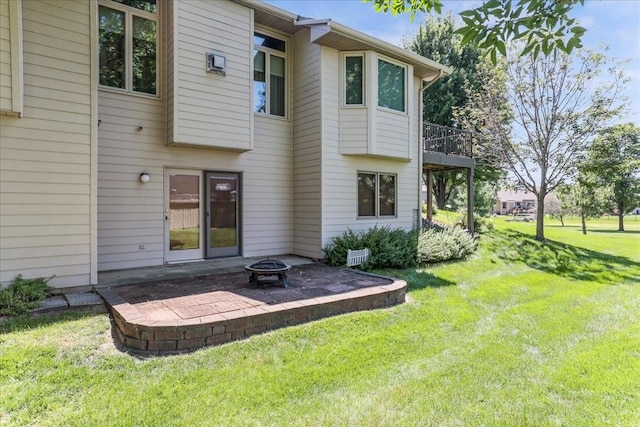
left=1, top=218, right=639, bottom=426
left=170, top=227, right=237, bottom=250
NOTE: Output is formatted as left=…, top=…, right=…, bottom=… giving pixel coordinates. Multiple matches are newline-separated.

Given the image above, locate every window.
left=378, top=58, right=405, bottom=112
left=345, top=54, right=364, bottom=105
left=253, top=32, right=286, bottom=117
left=358, top=172, right=397, bottom=217
left=99, top=0, right=157, bottom=95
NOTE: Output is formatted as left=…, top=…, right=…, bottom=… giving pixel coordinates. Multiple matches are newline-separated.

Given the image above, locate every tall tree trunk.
left=535, top=190, right=546, bottom=241
left=435, top=177, right=448, bottom=210
left=618, top=202, right=625, bottom=232
left=581, top=212, right=587, bottom=234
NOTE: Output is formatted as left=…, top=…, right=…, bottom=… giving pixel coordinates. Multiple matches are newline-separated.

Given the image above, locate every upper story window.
left=99, top=0, right=157, bottom=95
left=378, top=58, right=405, bottom=112
left=358, top=172, right=397, bottom=218
left=344, top=54, right=364, bottom=106
left=253, top=32, right=286, bottom=117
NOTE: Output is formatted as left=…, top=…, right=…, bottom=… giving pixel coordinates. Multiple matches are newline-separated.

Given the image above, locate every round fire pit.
left=244, top=259, right=291, bottom=288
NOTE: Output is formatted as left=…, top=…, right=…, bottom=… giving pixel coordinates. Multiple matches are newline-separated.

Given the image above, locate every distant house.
left=494, top=190, right=536, bottom=215
left=0, top=0, right=470, bottom=290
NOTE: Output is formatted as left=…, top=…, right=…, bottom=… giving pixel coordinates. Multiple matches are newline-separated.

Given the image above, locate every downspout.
left=417, top=70, right=444, bottom=229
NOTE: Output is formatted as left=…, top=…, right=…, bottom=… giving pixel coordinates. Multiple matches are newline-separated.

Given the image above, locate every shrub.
left=325, top=224, right=478, bottom=270
left=422, top=219, right=447, bottom=231
left=421, top=203, right=437, bottom=216
left=457, top=212, right=495, bottom=234
left=417, top=227, right=478, bottom=264
left=324, top=225, right=418, bottom=270
left=0, top=275, right=52, bottom=316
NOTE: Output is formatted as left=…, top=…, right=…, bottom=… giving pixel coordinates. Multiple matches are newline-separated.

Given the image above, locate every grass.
left=170, top=227, right=200, bottom=249
left=1, top=218, right=639, bottom=426
left=170, top=228, right=237, bottom=249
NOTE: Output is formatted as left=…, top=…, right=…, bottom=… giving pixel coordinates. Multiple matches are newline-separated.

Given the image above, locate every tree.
left=454, top=178, right=499, bottom=218
left=406, top=15, right=506, bottom=210
left=544, top=192, right=566, bottom=226
left=582, top=123, right=640, bottom=231
left=405, top=14, right=482, bottom=126
left=407, top=15, right=478, bottom=210
left=368, top=0, right=586, bottom=63
left=557, top=177, right=611, bottom=235
left=463, top=47, right=627, bottom=241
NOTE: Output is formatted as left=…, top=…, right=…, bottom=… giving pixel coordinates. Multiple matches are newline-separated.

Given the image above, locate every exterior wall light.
left=140, top=172, right=150, bottom=183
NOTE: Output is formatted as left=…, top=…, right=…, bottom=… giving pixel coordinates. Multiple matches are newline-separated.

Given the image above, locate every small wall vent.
left=206, top=52, right=226, bottom=75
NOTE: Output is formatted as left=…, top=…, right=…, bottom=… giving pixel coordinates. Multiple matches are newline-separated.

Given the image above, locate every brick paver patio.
left=97, top=263, right=406, bottom=354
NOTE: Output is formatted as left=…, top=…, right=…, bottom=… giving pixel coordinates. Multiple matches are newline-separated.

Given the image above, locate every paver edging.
left=107, top=277, right=407, bottom=355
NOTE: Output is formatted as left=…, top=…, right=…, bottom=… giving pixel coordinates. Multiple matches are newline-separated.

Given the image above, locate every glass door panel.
left=206, top=172, right=240, bottom=258
left=165, top=170, right=203, bottom=262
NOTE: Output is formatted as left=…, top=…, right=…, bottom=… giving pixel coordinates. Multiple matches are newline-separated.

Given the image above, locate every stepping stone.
left=66, top=293, right=104, bottom=308
left=34, top=296, right=68, bottom=312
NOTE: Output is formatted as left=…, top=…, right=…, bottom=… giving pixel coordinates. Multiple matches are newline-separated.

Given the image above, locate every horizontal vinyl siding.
left=0, top=0, right=12, bottom=112
left=98, top=90, right=166, bottom=271
left=320, top=47, right=345, bottom=247
left=292, top=29, right=322, bottom=258
left=166, top=1, right=174, bottom=144
left=0, top=0, right=92, bottom=288
left=320, top=48, right=420, bottom=250
left=375, top=109, right=410, bottom=159
left=168, top=0, right=252, bottom=151
left=98, top=89, right=292, bottom=271
left=243, top=116, right=292, bottom=255
left=339, top=107, right=368, bottom=155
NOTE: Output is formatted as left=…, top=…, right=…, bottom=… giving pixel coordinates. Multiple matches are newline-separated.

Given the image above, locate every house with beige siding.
left=0, top=0, right=452, bottom=290
left=493, top=190, right=536, bottom=215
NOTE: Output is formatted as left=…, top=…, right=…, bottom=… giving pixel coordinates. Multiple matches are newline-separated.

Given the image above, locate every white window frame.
left=253, top=29, right=288, bottom=118
left=377, top=55, right=407, bottom=114
left=98, top=0, right=159, bottom=97
left=342, top=52, right=366, bottom=107
left=357, top=171, right=397, bottom=218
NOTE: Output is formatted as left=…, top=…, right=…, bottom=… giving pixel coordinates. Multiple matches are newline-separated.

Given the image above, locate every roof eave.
left=307, top=20, right=452, bottom=80
left=232, top=0, right=298, bottom=21
left=233, top=0, right=451, bottom=80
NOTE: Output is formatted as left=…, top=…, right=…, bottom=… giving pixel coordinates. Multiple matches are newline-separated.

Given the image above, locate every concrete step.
left=32, top=292, right=106, bottom=314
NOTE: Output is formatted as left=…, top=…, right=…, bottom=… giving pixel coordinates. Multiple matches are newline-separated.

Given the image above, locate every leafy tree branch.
left=367, top=0, right=586, bottom=63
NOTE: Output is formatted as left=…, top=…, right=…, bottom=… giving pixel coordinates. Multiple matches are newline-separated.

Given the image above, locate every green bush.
left=325, top=224, right=478, bottom=269
left=456, top=212, right=495, bottom=234
left=0, top=275, right=52, bottom=316
left=324, top=225, right=418, bottom=270
left=417, top=227, right=478, bottom=264
left=421, top=202, right=438, bottom=216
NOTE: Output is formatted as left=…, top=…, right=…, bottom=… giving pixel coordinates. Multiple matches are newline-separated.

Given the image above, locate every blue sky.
left=267, top=0, right=640, bottom=123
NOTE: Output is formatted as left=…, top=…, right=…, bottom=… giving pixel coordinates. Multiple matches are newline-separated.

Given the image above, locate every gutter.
left=293, top=18, right=331, bottom=26
left=421, top=69, right=444, bottom=91
left=330, top=21, right=451, bottom=75
left=233, top=0, right=298, bottom=21
left=294, top=17, right=451, bottom=79
left=234, top=0, right=451, bottom=78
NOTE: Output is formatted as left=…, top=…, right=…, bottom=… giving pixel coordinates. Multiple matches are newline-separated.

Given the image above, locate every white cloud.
left=577, top=15, right=596, bottom=28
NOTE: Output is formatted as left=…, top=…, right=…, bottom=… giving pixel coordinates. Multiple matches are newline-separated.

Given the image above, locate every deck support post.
left=466, top=168, right=474, bottom=234
left=426, top=170, right=433, bottom=223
